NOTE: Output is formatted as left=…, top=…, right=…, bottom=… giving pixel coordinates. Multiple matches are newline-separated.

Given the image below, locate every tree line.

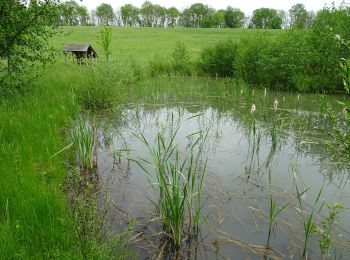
left=57, top=1, right=315, bottom=29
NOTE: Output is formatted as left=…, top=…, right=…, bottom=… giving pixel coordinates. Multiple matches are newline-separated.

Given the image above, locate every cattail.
left=264, top=88, right=267, bottom=97
left=282, top=97, right=285, bottom=103
left=250, top=104, right=256, bottom=113
left=252, top=90, right=255, bottom=96
left=297, top=94, right=300, bottom=100
left=273, top=99, right=278, bottom=111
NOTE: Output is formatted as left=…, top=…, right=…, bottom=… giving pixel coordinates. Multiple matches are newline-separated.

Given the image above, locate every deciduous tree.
left=95, top=3, right=115, bottom=26
left=251, top=8, right=282, bottom=29
left=0, top=0, right=59, bottom=94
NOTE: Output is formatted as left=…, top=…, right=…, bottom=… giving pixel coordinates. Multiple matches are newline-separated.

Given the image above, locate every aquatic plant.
left=302, top=186, right=323, bottom=259
left=266, top=170, right=289, bottom=248
left=134, top=126, right=207, bottom=248
left=316, top=203, right=346, bottom=257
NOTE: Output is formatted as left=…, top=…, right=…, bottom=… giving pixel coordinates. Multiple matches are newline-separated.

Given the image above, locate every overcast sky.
left=81, top=0, right=346, bottom=14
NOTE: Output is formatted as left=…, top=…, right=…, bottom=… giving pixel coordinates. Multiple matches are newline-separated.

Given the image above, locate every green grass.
left=0, top=64, right=122, bottom=258
left=54, top=26, right=282, bottom=61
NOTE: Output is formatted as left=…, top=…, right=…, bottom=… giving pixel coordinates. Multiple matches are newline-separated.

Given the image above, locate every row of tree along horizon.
left=58, top=1, right=317, bottom=29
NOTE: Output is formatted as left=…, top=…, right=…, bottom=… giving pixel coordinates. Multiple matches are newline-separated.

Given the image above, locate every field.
left=55, top=26, right=281, bottom=60
left=1, top=26, right=350, bottom=259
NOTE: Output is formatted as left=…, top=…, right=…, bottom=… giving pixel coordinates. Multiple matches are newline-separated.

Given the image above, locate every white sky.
left=81, top=0, right=347, bottom=14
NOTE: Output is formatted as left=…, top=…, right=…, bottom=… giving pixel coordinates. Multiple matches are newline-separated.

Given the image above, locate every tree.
left=224, top=7, right=245, bottom=28
left=77, top=5, right=88, bottom=25
left=212, top=10, right=226, bottom=28
left=98, top=26, right=112, bottom=61
left=140, top=1, right=154, bottom=27
left=167, top=7, right=180, bottom=27
left=180, top=8, right=192, bottom=28
left=59, top=0, right=79, bottom=25
left=189, top=3, right=209, bottom=27
left=251, top=8, right=282, bottom=29
left=0, top=0, right=59, bottom=94
left=289, top=3, right=308, bottom=29
left=95, top=3, right=115, bottom=26
left=121, top=4, right=139, bottom=27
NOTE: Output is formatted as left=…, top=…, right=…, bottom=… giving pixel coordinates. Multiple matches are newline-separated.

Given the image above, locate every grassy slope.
left=56, top=26, right=281, bottom=61
left=0, top=27, right=280, bottom=258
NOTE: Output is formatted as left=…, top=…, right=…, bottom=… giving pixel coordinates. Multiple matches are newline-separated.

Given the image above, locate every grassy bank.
left=0, top=64, right=115, bottom=258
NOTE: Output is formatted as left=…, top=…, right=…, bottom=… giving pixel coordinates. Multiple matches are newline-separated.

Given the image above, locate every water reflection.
left=98, top=98, right=350, bottom=259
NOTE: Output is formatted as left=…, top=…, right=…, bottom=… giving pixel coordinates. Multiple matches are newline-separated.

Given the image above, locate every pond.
left=97, top=81, right=350, bottom=259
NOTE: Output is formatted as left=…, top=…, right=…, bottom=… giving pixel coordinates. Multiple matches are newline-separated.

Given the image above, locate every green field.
left=55, top=26, right=281, bottom=61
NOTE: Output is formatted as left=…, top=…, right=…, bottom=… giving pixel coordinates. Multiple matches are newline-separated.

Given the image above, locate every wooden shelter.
left=63, top=44, right=98, bottom=64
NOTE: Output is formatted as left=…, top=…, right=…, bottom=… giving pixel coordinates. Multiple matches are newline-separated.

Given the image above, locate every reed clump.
left=135, top=126, right=207, bottom=248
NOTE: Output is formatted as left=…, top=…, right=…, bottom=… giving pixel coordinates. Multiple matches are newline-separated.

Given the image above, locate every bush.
left=76, top=59, right=143, bottom=110
left=170, top=40, right=192, bottom=76
left=198, top=39, right=239, bottom=77
left=148, top=55, right=171, bottom=77
left=235, top=33, right=272, bottom=86
left=148, top=41, right=192, bottom=77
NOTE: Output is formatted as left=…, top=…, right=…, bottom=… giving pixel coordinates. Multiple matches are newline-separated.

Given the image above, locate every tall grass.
left=134, top=124, right=207, bottom=248
left=69, top=115, right=96, bottom=173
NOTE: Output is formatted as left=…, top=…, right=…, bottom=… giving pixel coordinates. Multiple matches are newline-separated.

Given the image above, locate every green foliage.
left=198, top=39, right=239, bottom=77
left=170, top=40, right=192, bottom=76
left=250, top=8, right=282, bottom=29
left=289, top=4, right=309, bottom=29
left=316, top=203, right=346, bottom=257
left=99, top=26, right=112, bottom=61
left=77, top=61, right=142, bottom=110
left=0, top=0, right=59, bottom=97
left=235, top=33, right=271, bottom=86
left=148, top=41, right=192, bottom=77
left=224, top=7, right=245, bottom=28
left=95, top=3, right=114, bottom=26
left=148, top=55, right=171, bottom=77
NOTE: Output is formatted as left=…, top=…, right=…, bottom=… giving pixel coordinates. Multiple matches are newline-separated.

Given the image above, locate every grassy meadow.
left=0, top=26, right=349, bottom=258
left=55, top=26, right=281, bottom=60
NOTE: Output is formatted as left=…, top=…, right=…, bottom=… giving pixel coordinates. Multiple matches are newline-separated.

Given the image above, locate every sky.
left=81, top=0, right=346, bottom=14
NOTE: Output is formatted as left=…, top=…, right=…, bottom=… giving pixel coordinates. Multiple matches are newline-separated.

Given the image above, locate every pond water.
left=97, top=85, right=350, bottom=259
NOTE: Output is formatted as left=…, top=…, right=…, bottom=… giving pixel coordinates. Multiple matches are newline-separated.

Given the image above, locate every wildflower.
left=250, top=104, right=256, bottom=113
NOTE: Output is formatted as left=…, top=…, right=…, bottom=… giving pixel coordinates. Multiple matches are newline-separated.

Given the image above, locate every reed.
left=69, top=115, right=96, bottom=173
left=302, top=186, right=323, bottom=259
left=135, top=125, right=207, bottom=248
left=266, top=170, right=289, bottom=248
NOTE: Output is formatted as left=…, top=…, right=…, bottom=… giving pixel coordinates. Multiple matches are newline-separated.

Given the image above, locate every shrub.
left=198, top=39, right=239, bottom=77
left=170, top=40, right=192, bottom=76
left=148, top=55, right=171, bottom=77
left=235, top=33, right=272, bottom=86
left=77, top=60, right=142, bottom=110
left=148, top=41, right=192, bottom=77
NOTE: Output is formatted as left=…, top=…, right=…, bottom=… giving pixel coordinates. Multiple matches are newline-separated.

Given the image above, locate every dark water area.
left=97, top=88, right=350, bottom=259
